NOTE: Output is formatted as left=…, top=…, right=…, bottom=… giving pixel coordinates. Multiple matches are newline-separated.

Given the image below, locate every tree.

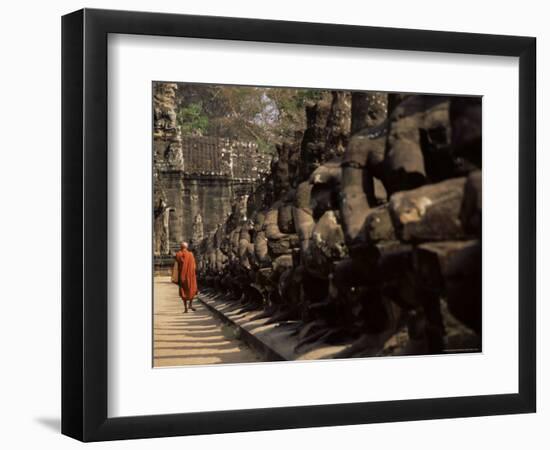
left=176, top=102, right=209, bottom=135
left=174, top=83, right=330, bottom=153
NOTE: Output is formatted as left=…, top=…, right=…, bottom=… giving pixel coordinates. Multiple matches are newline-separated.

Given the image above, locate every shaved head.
left=180, top=242, right=188, bottom=250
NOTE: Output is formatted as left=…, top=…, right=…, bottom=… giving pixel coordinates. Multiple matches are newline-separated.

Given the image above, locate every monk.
left=175, top=242, right=198, bottom=313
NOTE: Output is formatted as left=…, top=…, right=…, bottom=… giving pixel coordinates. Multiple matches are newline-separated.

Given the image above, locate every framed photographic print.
left=61, top=8, right=536, bottom=441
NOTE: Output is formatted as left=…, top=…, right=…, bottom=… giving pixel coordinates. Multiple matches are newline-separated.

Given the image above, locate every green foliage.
left=256, top=138, right=275, bottom=156
left=175, top=84, right=329, bottom=146
left=177, top=102, right=209, bottom=135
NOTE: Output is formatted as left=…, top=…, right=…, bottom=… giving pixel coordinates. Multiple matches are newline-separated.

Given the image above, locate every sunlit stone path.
left=153, top=276, right=261, bottom=367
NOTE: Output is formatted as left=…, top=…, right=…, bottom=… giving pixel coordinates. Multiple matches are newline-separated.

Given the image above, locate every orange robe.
left=175, top=249, right=198, bottom=301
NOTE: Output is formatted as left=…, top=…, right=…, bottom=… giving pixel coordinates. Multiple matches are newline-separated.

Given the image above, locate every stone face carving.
left=153, top=82, right=183, bottom=170
left=389, top=177, right=467, bottom=242
left=153, top=196, right=168, bottom=256
left=153, top=83, right=178, bottom=131
left=153, top=82, right=183, bottom=257
left=193, top=90, right=482, bottom=358
left=191, top=213, right=204, bottom=247
left=161, top=211, right=171, bottom=255
left=153, top=82, right=270, bottom=256
left=323, top=91, right=352, bottom=161
left=350, top=92, right=388, bottom=134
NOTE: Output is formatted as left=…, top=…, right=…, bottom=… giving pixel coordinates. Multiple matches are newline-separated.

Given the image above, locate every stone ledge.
left=198, top=290, right=363, bottom=362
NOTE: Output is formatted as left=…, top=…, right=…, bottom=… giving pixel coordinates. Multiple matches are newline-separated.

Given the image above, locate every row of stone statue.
left=194, top=91, right=482, bottom=356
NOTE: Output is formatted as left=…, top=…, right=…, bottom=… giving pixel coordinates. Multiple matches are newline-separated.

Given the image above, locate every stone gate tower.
left=153, top=82, right=270, bottom=268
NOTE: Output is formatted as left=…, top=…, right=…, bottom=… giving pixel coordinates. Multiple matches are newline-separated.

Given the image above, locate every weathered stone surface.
left=292, top=181, right=315, bottom=258
left=324, top=91, right=352, bottom=160
left=273, top=254, right=293, bottom=275
left=278, top=204, right=295, bottom=234
left=384, top=95, right=451, bottom=194
left=311, top=183, right=339, bottom=221
left=181, top=136, right=270, bottom=179
left=414, top=240, right=475, bottom=290
left=351, top=92, right=388, bottom=134
left=253, top=231, right=270, bottom=265
left=340, top=131, right=386, bottom=243
left=191, top=213, right=204, bottom=246
left=306, top=210, right=347, bottom=278
left=389, top=177, right=466, bottom=242
left=309, top=159, right=342, bottom=186
left=263, top=206, right=287, bottom=240
left=360, top=241, right=413, bottom=284
left=387, top=93, right=411, bottom=116
left=272, top=143, right=290, bottom=199
left=370, top=178, right=387, bottom=205
left=443, top=242, right=481, bottom=334
left=363, top=205, right=396, bottom=243
left=153, top=82, right=183, bottom=169
left=450, top=96, right=482, bottom=170
left=460, top=170, right=482, bottom=237
left=441, top=299, right=481, bottom=354
left=268, top=234, right=300, bottom=258
left=153, top=196, right=171, bottom=256
left=238, top=223, right=253, bottom=267
left=190, top=88, right=482, bottom=356
left=153, top=82, right=184, bottom=257
left=154, top=82, right=271, bottom=257
left=300, top=99, right=331, bottom=180
left=414, top=240, right=481, bottom=333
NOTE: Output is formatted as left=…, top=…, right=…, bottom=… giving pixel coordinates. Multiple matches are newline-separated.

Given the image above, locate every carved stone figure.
left=188, top=89, right=482, bottom=358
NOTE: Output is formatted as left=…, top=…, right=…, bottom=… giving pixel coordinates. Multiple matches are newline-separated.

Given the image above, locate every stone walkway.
left=153, top=276, right=261, bottom=367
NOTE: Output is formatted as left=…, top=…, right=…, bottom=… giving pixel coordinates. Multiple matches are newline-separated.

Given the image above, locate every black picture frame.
left=61, top=8, right=536, bottom=442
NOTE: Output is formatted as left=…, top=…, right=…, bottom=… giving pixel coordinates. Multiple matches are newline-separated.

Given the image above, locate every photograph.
left=152, top=81, right=482, bottom=367
left=0, top=0, right=542, bottom=445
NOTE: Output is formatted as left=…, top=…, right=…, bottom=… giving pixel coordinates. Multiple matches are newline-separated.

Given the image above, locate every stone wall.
left=155, top=144, right=269, bottom=257
left=153, top=82, right=184, bottom=258
left=181, top=136, right=270, bottom=180
left=153, top=82, right=271, bottom=260
left=180, top=175, right=248, bottom=248
left=194, top=92, right=483, bottom=358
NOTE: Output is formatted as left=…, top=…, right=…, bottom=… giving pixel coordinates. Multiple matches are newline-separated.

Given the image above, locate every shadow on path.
left=154, top=277, right=261, bottom=367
